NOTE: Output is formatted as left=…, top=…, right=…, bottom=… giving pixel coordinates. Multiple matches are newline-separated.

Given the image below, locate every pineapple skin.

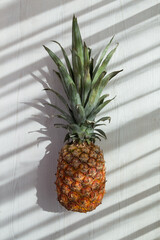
left=55, top=142, right=106, bottom=213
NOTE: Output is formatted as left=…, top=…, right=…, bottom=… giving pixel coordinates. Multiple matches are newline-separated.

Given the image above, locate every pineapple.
left=43, top=15, right=122, bottom=213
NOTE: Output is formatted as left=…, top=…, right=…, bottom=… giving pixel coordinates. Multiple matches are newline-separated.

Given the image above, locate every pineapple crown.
left=43, top=15, right=123, bottom=144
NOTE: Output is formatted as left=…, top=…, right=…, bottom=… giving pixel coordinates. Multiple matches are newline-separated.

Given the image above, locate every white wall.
left=1, top=0, right=160, bottom=239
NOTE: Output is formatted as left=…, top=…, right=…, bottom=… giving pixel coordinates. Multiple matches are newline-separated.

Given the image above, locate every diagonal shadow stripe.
left=108, top=147, right=160, bottom=177
left=4, top=184, right=159, bottom=240
left=37, top=194, right=160, bottom=240
left=106, top=167, right=159, bottom=196
left=1, top=4, right=159, bottom=66
left=1, top=49, right=159, bottom=101
left=1, top=8, right=159, bottom=91
left=109, top=42, right=160, bottom=70
left=119, top=220, right=160, bottom=240
left=1, top=57, right=159, bottom=105
left=0, top=141, right=37, bottom=162
left=0, top=0, right=75, bottom=30
left=1, top=109, right=159, bottom=162
left=0, top=0, right=117, bottom=52
left=111, top=58, right=160, bottom=87
left=0, top=58, right=47, bottom=88
left=0, top=118, right=30, bottom=135
left=108, top=88, right=160, bottom=113
left=85, top=4, right=160, bottom=45
left=0, top=169, right=36, bottom=204
left=102, top=109, right=160, bottom=153
left=4, top=210, right=71, bottom=240
left=1, top=85, right=159, bottom=125
left=0, top=205, right=39, bottom=228
left=70, top=201, right=159, bottom=240
left=0, top=104, right=29, bottom=122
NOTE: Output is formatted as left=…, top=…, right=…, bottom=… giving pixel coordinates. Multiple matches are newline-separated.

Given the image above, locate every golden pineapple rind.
left=55, top=142, right=106, bottom=213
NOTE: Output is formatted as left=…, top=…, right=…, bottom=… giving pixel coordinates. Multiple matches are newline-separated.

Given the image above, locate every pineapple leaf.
left=52, top=69, right=69, bottom=95
left=58, top=64, right=85, bottom=122
left=92, top=43, right=119, bottom=86
left=72, top=16, right=84, bottom=90
left=90, top=58, right=94, bottom=79
left=95, top=129, right=107, bottom=139
left=72, top=15, right=84, bottom=67
left=46, top=103, right=73, bottom=123
left=85, top=71, right=106, bottom=117
left=94, top=132, right=107, bottom=140
left=96, top=116, right=111, bottom=123
left=72, top=48, right=83, bottom=94
left=43, top=45, right=74, bottom=96
left=88, top=47, right=92, bottom=59
left=94, top=136, right=102, bottom=141
left=94, top=123, right=106, bottom=127
left=43, top=88, right=69, bottom=109
left=91, top=133, right=101, bottom=141
left=88, top=96, right=116, bottom=120
left=93, top=36, right=114, bottom=78
left=54, top=123, right=69, bottom=129
left=97, top=94, right=109, bottom=106
left=55, top=114, right=71, bottom=123
left=76, top=104, right=86, bottom=123
left=53, top=70, right=61, bottom=80
left=100, top=69, right=123, bottom=92
left=82, top=42, right=92, bottom=106
left=86, top=69, right=122, bottom=118
left=52, top=40, right=74, bottom=79
left=64, top=133, right=70, bottom=142
left=68, top=84, right=86, bottom=124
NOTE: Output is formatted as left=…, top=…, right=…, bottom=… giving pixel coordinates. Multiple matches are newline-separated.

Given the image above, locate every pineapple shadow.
left=36, top=141, right=65, bottom=213
left=31, top=68, right=68, bottom=213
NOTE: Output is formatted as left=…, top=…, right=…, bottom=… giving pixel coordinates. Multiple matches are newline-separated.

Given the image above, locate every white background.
left=0, top=0, right=160, bottom=239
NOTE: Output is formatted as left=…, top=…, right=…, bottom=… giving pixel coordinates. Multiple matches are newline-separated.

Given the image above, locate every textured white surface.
left=0, top=0, right=160, bottom=240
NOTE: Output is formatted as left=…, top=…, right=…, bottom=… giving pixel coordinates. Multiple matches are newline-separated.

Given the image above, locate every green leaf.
left=55, top=114, right=71, bottom=123
left=72, top=16, right=84, bottom=91
left=86, top=69, right=122, bottom=118
left=52, top=40, right=74, bottom=79
left=72, top=48, right=83, bottom=94
left=94, top=123, right=106, bottom=127
left=95, top=129, right=107, bottom=139
left=43, top=45, right=74, bottom=96
left=53, top=70, right=61, bottom=80
left=100, top=69, right=123, bottom=92
left=85, top=71, right=106, bottom=117
left=68, top=84, right=86, bottom=124
left=93, top=36, right=114, bottom=78
left=64, top=133, right=70, bottom=142
left=82, top=42, right=92, bottom=106
left=96, top=94, right=109, bottom=106
left=54, top=123, right=69, bottom=129
left=92, top=44, right=119, bottom=86
left=90, top=58, right=94, bottom=79
left=88, top=47, right=92, bottom=58
left=58, top=64, right=84, bottom=118
left=88, top=96, right=116, bottom=120
left=91, top=133, right=101, bottom=141
left=46, top=103, right=73, bottom=123
left=72, top=15, right=84, bottom=67
left=94, top=136, right=101, bottom=141
left=52, top=69, right=68, bottom=95
left=76, top=104, right=86, bottom=123
left=43, top=88, right=68, bottom=109
left=96, top=116, right=111, bottom=123
left=94, top=132, right=107, bottom=140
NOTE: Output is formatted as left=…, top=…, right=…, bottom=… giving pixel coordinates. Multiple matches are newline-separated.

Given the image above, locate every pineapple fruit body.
left=56, top=142, right=106, bottom=212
